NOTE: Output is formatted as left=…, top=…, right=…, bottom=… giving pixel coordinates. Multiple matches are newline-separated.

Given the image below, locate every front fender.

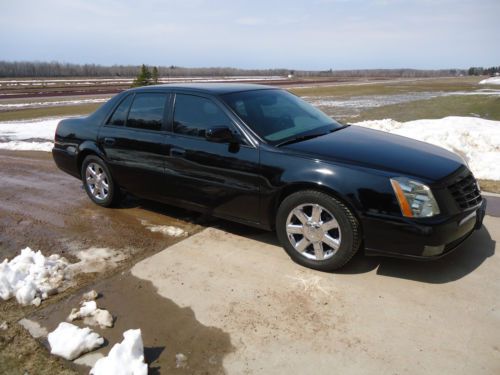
left=260, top=148, right=400, bottom=228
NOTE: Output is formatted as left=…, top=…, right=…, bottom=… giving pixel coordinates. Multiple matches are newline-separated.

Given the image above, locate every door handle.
left=170, top=147, right=186, bottom=157
left=104, top=137, right=116, bottom=146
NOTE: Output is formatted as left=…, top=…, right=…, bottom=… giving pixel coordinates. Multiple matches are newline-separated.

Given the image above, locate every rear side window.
left=107, top=95, right=133, bottom=126
left=126, top=93, right=168, bottom=131
left=173, top=94, right=232, bottom=137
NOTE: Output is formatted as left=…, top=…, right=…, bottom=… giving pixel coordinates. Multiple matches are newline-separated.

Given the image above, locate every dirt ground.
left=0, top=150, right=203, bottom=374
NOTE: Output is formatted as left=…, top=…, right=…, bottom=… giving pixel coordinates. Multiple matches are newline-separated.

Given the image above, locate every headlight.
left=390, top=177, right=440, bottom=218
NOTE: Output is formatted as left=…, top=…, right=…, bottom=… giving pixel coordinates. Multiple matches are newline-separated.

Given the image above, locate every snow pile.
left=353, top=116, right=500, bottom=180
left=48, top=322, right=104, bottom=360
left=0, top=247, right=69, bottom=305
left=68, top=300, right=114, bottom=328
left=90, top=329, right=148, bottom=375
left=141, top=220, right=186, bottom=237
left=479, top=77, right=500, bottom=85
left=0, top=117, right=62, bottom=152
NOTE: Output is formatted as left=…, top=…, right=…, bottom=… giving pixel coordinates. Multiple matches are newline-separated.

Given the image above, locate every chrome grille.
left=447, top=171, right=482, bottom=210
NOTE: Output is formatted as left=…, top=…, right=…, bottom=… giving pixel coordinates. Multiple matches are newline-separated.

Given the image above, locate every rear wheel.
left=276, top=190, right=361, bottom=271
left=81, top=155, right=120, bottom=207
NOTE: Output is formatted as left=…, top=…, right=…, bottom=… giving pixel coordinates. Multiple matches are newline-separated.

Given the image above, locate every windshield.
left=221, top=89, right=343, bottom=145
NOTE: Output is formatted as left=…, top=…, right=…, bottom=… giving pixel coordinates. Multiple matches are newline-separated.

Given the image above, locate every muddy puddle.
left=28, top=272, right=234, bottom=374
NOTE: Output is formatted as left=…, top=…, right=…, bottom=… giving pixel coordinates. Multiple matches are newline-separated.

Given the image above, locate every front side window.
left=173, top=94, right=232, bottom=138
left=221, top=89, right=342, bottom=144
left=126, top=93, right=168, bottom=131
left=107, top=94, right=133, bottom=126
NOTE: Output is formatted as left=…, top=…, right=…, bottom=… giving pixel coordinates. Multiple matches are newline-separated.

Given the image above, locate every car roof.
left=131, top=83, right=277, bottom=95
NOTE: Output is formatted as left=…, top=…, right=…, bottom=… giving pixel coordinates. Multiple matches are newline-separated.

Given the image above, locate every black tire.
left=81, top=155, right=121, bottom=207
left=276, top=190, right=361, bottom=271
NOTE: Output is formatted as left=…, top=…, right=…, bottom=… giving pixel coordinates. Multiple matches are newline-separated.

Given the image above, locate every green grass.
left=0, top=103, right=100, bottom=121
left=347, top=95, right=500, bottom=123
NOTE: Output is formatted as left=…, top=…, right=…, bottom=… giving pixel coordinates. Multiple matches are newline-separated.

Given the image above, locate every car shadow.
left=211, top=219, right=496, bottom=284
left=118, top=195, right=496, bottom=285
left=376, top=226, right=495, bottom=283
left=144, top=346, right=166, bottom=375
left=334, top=225, right=495, bottom=283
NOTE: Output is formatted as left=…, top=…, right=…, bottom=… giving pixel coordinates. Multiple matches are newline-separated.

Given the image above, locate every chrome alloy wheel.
left=85, top=162, right=109, bottom=201
left=285, top=203, right=342, bottom=261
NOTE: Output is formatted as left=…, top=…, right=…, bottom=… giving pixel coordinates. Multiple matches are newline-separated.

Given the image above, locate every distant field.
left=290, top=76, right=500, bottom=122
left=2, top=76, right=498, bottom=122
left=352, top=95, right=500, bottom=122
left=289, top=76, right=482, bottom=97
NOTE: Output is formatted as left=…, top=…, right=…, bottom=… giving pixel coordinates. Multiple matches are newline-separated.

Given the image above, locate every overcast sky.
left=1, top=0, right=499, bottom=70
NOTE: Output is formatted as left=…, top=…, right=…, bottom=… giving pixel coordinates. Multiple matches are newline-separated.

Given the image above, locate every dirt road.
left=0, top=150, right=200, bottom=263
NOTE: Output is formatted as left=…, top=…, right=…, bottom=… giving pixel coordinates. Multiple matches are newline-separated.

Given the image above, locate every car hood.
left=282, top=125, right=464, bottom=182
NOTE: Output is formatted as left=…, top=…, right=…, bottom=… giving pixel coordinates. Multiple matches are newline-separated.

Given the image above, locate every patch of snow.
left=0, top=76, right=284, bottom=85
left=140, top=220, right=186, bottom=237
left=68, top=301, right=97, bottom=320
left=68, top=300, right=114, bottom=328
left=306, top=92, right=445, bottom=109
left=352, top=116, right=500, bottom=180
left=307, top=90, right=500, bottom=111
left=0, top=117, right=61, bottom=141
left=0, top=247, right=69, bottom=305
left=84, top=309, right=114, bottom=328
left=0, top=321, right=8, bottom=330
left=90, top=329, right=148, bottom=375
left=48, top=322, right=104, bottom=360
left=18, top=318, right=49, bottom=338
left=68, top=247, right=128, bottom=274
left=82, top=289, right=99, bottom=302
left=0, top=141, right=53, bottom=152
left=176, top=353, right=188, bottom=368
left=1, top=246, right=126, bottom=307
left=0, top=117, right=65, bottom=152
left=479, top=77, right=500, bottom=85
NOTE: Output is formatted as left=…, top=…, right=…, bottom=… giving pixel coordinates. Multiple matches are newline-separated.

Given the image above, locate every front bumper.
left=363, top=198, right=487, bottom=260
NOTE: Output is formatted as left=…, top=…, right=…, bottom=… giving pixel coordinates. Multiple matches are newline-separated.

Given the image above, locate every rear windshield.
left=221, top=89, right=342, bottom=144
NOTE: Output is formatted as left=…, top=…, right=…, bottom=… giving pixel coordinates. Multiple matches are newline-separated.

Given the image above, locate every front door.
left=165, top=93, right=261, bottom=224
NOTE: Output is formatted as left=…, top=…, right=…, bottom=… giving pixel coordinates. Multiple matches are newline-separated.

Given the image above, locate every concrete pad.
left=131, top=217, right=500, bottom=374
left=25, top=216, right=499, bottom=374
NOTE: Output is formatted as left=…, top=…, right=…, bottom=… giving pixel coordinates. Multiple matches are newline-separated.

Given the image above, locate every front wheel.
left=81, top=155, right=120, bottom=207
left=276, top=190, right=361, bottom=271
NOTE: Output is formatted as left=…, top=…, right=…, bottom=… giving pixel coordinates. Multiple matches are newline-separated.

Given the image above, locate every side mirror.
left=205, top=126, right=238, bottom=143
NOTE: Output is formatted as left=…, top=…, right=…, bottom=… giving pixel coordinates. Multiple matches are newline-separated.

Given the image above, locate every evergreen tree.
left=152, top=66, right=159, bottom=84
left=132, top=64, right=152, bottom=87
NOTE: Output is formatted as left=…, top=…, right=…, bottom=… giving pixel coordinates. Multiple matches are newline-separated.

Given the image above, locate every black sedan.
left=52, top=83, right=487, bottom=271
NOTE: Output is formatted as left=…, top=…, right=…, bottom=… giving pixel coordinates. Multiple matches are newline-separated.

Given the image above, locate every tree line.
left=467, top=66, right=500, bottom=76
left=0, top=60, right=474, bottom=78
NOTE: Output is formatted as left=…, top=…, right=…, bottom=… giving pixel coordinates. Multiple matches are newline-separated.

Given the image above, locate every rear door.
left=165, top=92, right=262, bottom=223
left=98, top=91, right=171, bottom=199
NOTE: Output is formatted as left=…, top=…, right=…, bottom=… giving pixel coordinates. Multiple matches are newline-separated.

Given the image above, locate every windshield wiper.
left=276, top=125, right=349, bottom=147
